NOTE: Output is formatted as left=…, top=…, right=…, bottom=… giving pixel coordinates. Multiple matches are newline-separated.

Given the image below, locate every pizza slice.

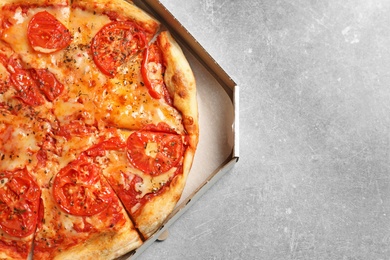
left=127, top=31, right=198, bottom=238
left=32, top=133, right=143, bottom=259
left=99, top=124, right=186, bottom=239
left=100, top=31, right=199, bottom=239
left=0, top=168, right=41, bottom=260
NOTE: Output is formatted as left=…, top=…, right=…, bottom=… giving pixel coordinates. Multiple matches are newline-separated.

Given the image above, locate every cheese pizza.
left=0, top=0, right=198, bottom=259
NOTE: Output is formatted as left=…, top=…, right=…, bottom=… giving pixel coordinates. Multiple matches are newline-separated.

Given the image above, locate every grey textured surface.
left=140, top=0, right=390, bottom=259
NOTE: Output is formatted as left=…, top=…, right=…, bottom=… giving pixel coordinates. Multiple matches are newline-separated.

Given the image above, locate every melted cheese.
left=0, top=178, right=9, bottom=189
left=1, top=7, right=28, bottom=54
left=135, top=166, right=177, bottom=199
left=13, top=8, right=25, bottom=24
left=54, top=99, right=89, bottom=123
left=0, top=116, right=39, bottom=171
left=145, top=142, right=158, bottom=158
left=57, top=135, right=98, bottom=168
left=70, top=8, right=111, bottom=44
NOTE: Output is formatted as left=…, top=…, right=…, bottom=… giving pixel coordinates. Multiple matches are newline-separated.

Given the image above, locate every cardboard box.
left=119, top=0, right=240, bottom=259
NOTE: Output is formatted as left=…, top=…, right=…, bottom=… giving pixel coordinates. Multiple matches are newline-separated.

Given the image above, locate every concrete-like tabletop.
left=141, top=0, right=390, bottom=259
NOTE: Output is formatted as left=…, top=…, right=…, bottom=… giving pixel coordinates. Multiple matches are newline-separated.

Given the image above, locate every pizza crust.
left=134, top=166, right=192, bottom=239
left=133, top=140, right=197, bottom=239
left=157, top=31, right=199, bottom=149
left=133, top=31, right=199, bottom=239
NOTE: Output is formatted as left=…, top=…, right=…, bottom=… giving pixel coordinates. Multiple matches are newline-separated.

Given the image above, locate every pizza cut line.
left=0, top=0, right=199, bottom=259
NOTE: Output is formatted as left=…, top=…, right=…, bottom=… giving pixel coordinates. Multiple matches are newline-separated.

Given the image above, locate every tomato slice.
left=0, top=169, right=41, bottom=238
left=0, top=53, right=9, bottom=67
left=127, top=128, right=184, bottom=175
left=27, top=11, right=72, bottom=53
left=9, top=65, right=46, bottom=107
left=5, top=56, right=64, bottom=106
left=30, top=69, right=64, bottom=101
left=56, top=120, right=97, bottom=140
left=141, top=43, right=172, bottom=104
left=52, top=156, right=114, bottom=216
left=91, top=21, right=146, bottom=77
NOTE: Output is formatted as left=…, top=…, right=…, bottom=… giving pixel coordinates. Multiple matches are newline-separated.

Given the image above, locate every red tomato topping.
left=30, top=69, right=64, bottom=101
left=36, top=198, right=44, bottom=231
left=52, top=156, right=114, bottom=216
left=27, top=11, right=72, bottom=53
left=56, top=120, right=97, bottom=140
left=127, top=128, right=184, bottom=175
left=141, top=43, right=172, bottom=104
left=91, top=21, right=146, bottom=77
left=4, top=55, right=64, bottom=106
left=36, top=135, right=58, bottom=167
left=9, top=68, right=46, bottom=106
left=0, top=53, right=9, bottom=67
left=0, top=169, right=41, bottom=238
left=6, top=56, right=46, bottom=106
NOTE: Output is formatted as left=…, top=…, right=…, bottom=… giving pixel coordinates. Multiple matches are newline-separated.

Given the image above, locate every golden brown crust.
left=157, top=31, right=199, bottom=149
left=134, top=169, right=191, bottom=239
left=134, top=31, right=199, bottom=239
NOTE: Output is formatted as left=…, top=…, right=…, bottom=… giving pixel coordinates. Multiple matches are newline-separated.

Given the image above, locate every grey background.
left=141, top=0, right=390, bottom=259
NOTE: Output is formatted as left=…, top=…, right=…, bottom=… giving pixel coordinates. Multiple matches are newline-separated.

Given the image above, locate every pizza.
left=0, top=0, right=199, bottom=259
